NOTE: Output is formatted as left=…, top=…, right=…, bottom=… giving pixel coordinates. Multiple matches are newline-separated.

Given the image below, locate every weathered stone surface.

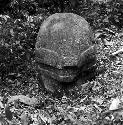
left=35, top=13, right=96, bottom=91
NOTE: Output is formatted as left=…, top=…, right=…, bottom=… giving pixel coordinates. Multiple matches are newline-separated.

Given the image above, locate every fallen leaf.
left=111, top=48, right=123, bottom=56
left=0, top=101, right=4, bottom=109
left=109, top=98, right=121, bottom=111
left=38, top=110, right=52, bottom=124
left=118, top=32, right=123, bottom=38
left=20, top=112, right=30, bottom=125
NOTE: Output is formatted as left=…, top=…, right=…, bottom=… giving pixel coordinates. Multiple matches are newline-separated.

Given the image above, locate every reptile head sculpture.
left=35, top=13, right=96, bottom=92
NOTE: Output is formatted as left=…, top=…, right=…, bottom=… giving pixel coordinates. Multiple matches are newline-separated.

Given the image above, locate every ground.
left=0, top=0, right=123, bottom=125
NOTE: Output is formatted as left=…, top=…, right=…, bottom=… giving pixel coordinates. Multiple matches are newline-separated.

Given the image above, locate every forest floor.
left=0, top=0, right=123, bottom=124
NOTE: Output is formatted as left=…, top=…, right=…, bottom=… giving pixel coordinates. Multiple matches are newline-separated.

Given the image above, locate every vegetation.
left=0, top=0, right=123, bottom=124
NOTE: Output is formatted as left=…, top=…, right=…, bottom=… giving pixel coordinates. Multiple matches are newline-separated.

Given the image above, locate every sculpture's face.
left=35, top=13, right=96, bottom=83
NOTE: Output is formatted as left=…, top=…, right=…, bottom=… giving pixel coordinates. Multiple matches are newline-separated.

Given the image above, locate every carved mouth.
left=37, top=63, right=79, bottom=82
